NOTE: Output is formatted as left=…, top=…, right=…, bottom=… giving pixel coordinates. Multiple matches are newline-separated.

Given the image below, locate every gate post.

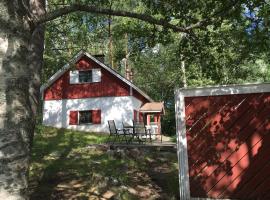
left=175, top=89, right=190, bottom=199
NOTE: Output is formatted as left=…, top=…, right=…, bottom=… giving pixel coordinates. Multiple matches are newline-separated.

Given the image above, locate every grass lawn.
left=30, top=126, right=179, bottom=200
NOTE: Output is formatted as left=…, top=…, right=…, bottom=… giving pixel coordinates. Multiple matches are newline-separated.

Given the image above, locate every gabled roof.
left=40, top=50, right=153, bottom=102
left=139, top=102, right=165, bottom=114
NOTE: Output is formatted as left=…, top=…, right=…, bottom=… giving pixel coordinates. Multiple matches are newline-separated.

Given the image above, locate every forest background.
left=43, top=0, right=270, bottom=135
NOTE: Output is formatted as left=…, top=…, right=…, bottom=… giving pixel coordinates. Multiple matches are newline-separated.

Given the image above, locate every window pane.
left=79, top=111, right=92, bottom=124
left=79, top=70, right=92, bottom=83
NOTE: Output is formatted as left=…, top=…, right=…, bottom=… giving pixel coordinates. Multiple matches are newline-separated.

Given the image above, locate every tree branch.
left=185, top=0, right=241, bottom=30
left=36, top=1, right=241, bottom=34
left=36, top=4, right=190, bottom=33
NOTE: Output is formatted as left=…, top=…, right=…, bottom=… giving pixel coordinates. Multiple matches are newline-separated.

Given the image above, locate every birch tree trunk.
left=108, top=14, right=114, bottom=69
left=181, top=59, right=187, bottom=88
left=179, top=33, right=187, bottom=88
left=0, top=0, right=45, bottom=199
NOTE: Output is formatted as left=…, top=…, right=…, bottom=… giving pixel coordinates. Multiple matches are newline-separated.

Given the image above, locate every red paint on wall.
left=139, top=112, right=144, bottom=122
left=44, top=56, right=149, bottom=103
left=133, top=89, right=149, bottom=104
left=154, top=115, right=158, bottom=123
left=44, top=68, right=130, bottom=100
left=75, top=56, right=97, bottom=70
left=133, top=110, right=138, bottom=122
left=92, top=110, right=101, bottom=124
left=69, top=111, right=78, bottom=125
left=185, top=93, right=270, bottom=199
left=147, top=114, right=151, bottom=125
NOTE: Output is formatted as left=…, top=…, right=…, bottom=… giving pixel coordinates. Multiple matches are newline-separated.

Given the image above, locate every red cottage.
left=41, top=50, right=164, bottom=133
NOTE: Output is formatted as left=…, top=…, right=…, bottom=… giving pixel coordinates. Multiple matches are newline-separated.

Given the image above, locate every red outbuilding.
left=175, top=83, right=270, bottom=199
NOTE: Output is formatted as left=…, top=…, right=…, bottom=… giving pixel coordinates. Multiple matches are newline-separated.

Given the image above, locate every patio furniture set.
left=107, top=120, right=162, bottom=144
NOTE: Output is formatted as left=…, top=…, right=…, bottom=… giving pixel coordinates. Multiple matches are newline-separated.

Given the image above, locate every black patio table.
left=123, top=121, right=152, bottom=144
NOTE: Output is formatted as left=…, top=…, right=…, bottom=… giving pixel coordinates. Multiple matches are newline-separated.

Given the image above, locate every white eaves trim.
left=176, top=82, right=270, bottom=97
left=139, top=110, right=162, bottom=113
left=40, top=50, right=83, bottom=95
left=40, top=50, right=153, bottom=102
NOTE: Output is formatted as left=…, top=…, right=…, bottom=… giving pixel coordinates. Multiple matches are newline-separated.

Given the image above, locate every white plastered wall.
left=42, top=96, right=142, bottom=133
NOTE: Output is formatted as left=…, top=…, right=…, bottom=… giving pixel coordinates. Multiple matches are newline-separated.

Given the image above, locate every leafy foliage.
left=43, top=0, right=270, bottom=135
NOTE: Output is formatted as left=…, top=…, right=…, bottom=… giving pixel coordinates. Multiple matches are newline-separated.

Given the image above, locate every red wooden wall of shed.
left=185, top=93, right=270, bottom=199
left=44, top=56, right=148, bottom=102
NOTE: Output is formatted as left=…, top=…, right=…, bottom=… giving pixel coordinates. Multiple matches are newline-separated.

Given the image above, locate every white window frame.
left=70, top=69, right=101, bottom=84
left=92, top=68, right=101, bottom=83
left=69, top=70, right=79, bottom=84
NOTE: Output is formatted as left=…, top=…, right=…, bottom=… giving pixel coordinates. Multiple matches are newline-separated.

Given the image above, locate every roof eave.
left=40, top=50, right=153, bottom=102
left=40, top=50, right=85, bottom=92
left=84, top=52, right=153, bottom=102
left=139, top=110, right=163, bottom=113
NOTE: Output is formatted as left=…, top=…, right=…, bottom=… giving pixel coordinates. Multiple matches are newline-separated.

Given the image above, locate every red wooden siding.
left=44, top=56, right=149, bottom=103
left=139, top=112, right=144, bottom=122
left=133, top=110, right=138, bottom=122
left=147, top=114, right=151, bottom=125
left=75, top=56, right=97, bottom=70
left=44, top=69, right=130, bottom=100
left=92, top=110, right=101, bottom=124
left=133, top=89, right=149, bottom=104
left=69, top=111, right=78, bottom=125
left=185, top=93, right=270, bottom=199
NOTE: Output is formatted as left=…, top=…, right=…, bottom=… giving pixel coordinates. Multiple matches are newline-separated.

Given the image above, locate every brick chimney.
left=129, top=68, right=134, bottom=82
left=125, top=68, right=134, bottom=82
left=94, top=54, right=105, bottom=63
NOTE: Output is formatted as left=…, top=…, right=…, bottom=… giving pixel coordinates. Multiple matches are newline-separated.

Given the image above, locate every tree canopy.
left=42, top=0, right=270, bottom=134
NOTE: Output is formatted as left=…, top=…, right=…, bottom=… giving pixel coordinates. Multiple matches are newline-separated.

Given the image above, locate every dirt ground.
left=30, top=147, right=179, bottom=200
left=29, top=127, right=179, bottom=200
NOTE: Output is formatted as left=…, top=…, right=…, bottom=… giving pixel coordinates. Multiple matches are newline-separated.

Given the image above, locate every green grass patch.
left=30, top=125, right=179, bottom=200
left=170, top=135, right=177, bottom=143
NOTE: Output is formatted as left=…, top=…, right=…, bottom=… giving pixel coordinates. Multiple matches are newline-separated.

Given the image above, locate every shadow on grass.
left=142, top=151, right=179, bottom=199
left=30, top=128, right=75, bottom=199
left=30, top=127, right=108, bottom=199
left=30, top=126, right=179, bottom=200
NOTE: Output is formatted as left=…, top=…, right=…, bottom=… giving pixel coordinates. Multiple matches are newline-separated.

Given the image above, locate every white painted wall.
left=42, top=96, right=143, bottom=133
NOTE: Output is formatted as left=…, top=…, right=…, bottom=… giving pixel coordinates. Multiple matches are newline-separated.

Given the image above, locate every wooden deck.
left=109, top=141, right=177, bottom=152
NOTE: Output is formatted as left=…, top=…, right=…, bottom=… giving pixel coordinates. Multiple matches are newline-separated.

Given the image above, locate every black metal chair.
left=132, top=120, right=151, bottom=144
left=122, top=122, right=134, bottom=143
left=107, top=120, right=129, bottom=144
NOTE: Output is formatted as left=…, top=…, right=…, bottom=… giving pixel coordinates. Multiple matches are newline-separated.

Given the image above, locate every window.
left=69, top=110, right=101, bottom=125
left=79, top=70, right=92, bottom=83
left=70, top=69, right=101, bottom=84
left=79, top=111, right=92, bottom=124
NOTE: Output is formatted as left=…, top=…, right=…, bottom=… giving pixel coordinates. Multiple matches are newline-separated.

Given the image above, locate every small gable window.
left=70, top=69, right=101, bottom=84
left=79, top=70, right=92, bottom=83
left=79, top=110, right=92, bottom=124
